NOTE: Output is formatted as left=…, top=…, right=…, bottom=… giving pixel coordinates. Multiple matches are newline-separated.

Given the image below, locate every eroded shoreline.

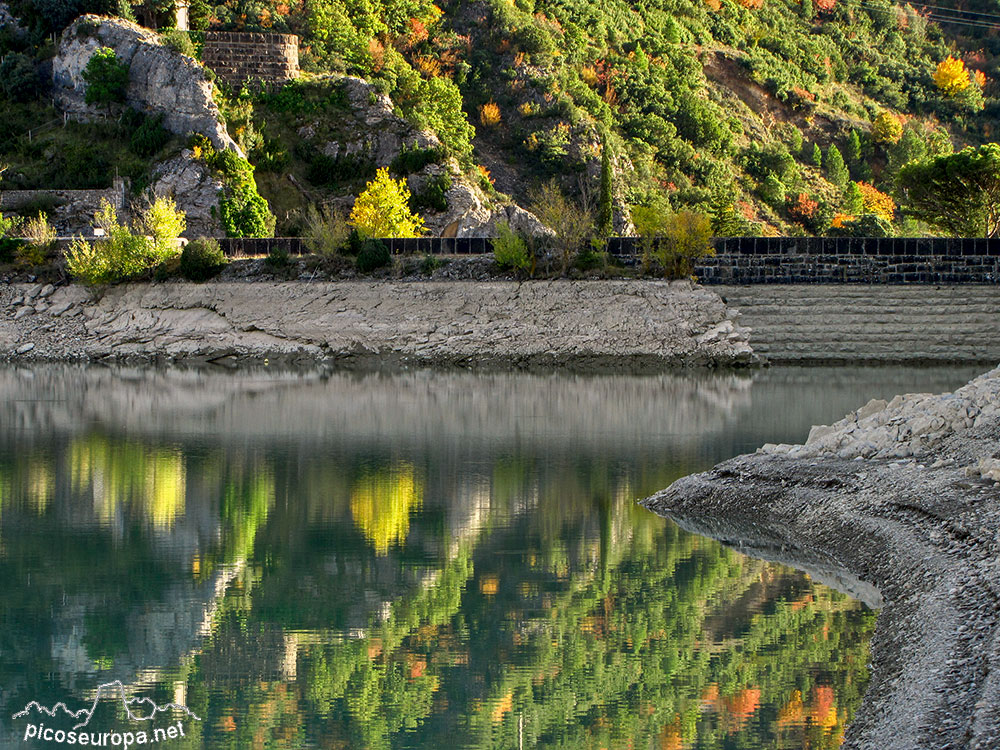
left=0, top=279, right=758, bottom=369
left=643, top=368, right=1000, bottom=749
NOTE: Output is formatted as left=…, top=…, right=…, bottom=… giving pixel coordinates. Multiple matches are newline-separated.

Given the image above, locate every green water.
left=0, top=365, right=980, bottom=749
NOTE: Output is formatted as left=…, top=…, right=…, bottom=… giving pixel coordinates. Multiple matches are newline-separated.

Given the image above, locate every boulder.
left=52, top=15, right=239, bottom=154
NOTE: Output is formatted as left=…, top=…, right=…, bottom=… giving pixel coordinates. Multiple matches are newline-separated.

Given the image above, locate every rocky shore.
left=643, top=367, right=1000, bottom=749
left=0, top=279, right=757, bottom=369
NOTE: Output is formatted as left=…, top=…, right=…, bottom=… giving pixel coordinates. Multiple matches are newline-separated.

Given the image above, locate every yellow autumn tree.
left=872, top=111, right=903, bottom=144
left=934, top=56, right=970, bottom=96
left=479, top=101, right=501, bottom=126
left=857, top=181, right=896, bottom=221
left=349, top=168, right=426, bottom=238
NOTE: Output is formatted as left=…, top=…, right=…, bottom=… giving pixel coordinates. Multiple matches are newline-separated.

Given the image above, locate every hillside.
left=0, top=0, right=998, bottom=239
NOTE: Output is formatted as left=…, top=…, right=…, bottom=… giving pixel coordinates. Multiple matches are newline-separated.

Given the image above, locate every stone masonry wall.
left=0, top=178, right=127, bottom=235
left=202, top=31, right=299, bottom=90
left=718, top=284, right=1000, bottom=363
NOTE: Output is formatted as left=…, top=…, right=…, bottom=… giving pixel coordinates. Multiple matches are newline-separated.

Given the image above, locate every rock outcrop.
left=304, top=75, right=549, bottom=238
left=52, top=15, right=239, bottom=154
left=0, top=279, right=757, bottom=368
left=150, top=150, right=225, bottom=238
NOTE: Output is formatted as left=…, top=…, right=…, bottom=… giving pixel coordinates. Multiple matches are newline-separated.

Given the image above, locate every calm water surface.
left=0, top=365, right=980, bottom=749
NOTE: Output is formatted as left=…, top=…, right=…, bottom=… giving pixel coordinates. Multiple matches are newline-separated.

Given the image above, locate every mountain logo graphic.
left=12, top=681, right=201, bottom=730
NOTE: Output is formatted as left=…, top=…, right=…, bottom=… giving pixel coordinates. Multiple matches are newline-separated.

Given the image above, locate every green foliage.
left=355, top=237, right=391, bottom=272
left=390, top=144, right=445, bottom=176
left=759, top=174, right=786, bottom=209
left=825, top=145, right=848, bottom=189
left=179, top=237, right=227, bottom=281
left=409, top=172, right=451, bottom=213
left=66, top=199, right=184, bottom=285
left=829, top=213, right=894, bottom=238
left=128, top=112, right=171, bottom=157
left=82, top=47, right=130, bottom=110
left=897, top=144, right=1000, bottom=237
left=17, top=213, right=57, bottom=267
left=0, top=54, right=39, bottom=102
left=302, top=205, right=351, bottom=256
left=656, top=210, right=714, bottom=279
left=492, top=221, right=531, bottom=272
left=843, top=181, right=864, bottom=215
left=811, top=143, right=823, bottom=168
left=305, top=151, right=376, bottom=187
left=206, top=148, right=276, bottom=238
left=160, top=29, right=196, bottom=58
left=846, top=130, right=863, bottom=165
left=710, top=193, right=752, bottom=237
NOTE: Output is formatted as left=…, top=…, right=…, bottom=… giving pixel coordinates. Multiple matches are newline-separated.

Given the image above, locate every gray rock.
left=15, top=343, right=34, bottom=354
left=150, top=151, right=225, bottom=238
left=13, top=306, right=34, bottom=320
left=39, top=284, right=55, bottom=298
left=52, top=15, right=239, bottom=154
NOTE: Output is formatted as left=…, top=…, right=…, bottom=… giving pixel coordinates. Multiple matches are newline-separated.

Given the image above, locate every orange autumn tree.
left=934, top=56, right=971, bottom=96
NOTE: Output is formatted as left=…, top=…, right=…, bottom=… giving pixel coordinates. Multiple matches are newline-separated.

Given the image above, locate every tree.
left=350, top=168, right=425, bottom=238
left=933, top=56, right=970, bottom=96
left=811, top=143, right=823, bottom=168
left=872, top=112, right=903, bottom=145
left=709, top=192, right=750, bottom=237
left=597, top=133, right=613, bottom=238
left=0, top=54, right=39, bottom=102
left=843, top=181, right=864, bottom=215
left=825, top=145, right=848, bottom=188
left=897, top=144, right=1000, bottom=237
left=845, top=130, right=862, bottom=165
left=82, top=47, right=130, bottom=111
left=659, top=211, right=714, bottom=279
left=856, top=182, right=896, bottom=221
left=531, top=180, right=593, bottom=273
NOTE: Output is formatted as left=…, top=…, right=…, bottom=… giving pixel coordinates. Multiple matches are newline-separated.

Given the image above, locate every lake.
left=0, top=364, right=980, bottom=749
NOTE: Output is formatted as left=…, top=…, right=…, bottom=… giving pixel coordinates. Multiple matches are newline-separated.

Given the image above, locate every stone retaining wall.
left=202, top=31, right=299, bottom=89
left=719, top=284, right=1000, bottom=363
left=0, top=178, right=127, bottom=235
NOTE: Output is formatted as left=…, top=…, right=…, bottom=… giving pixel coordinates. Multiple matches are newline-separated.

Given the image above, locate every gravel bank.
left=643, top=367, right=1000, bottom=749
left=0, top=279, right=758, bottom=369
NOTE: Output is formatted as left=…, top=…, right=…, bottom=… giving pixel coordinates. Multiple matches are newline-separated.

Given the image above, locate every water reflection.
left=0, top=365, right=977, bottom=749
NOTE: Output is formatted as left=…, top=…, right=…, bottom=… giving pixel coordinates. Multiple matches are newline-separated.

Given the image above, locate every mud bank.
left=643, top=367, right=1000, bottom=749
left=0, top=279, right=757, bottom=369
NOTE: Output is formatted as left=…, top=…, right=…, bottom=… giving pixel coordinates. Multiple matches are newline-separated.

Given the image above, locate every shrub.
left=206, top=150, right=276, bottom=238
left=83, top=47, right=130, bottom=110
left=302, top=205, right=351, bottom=256
left=65, top=200, right=184, bottom=285
left=180, top=237, right=227, bottom=281
left=759, top=173, right=786, bottom=208
left=18, top=214, right=57, bottom=267
left=479, top=101, right=501, bottom=126
left=160, top=30, right=196, bottom=58
left=390, top=144, right=444, bottom=175
left=130, top=113, right=172, bottom=157
left=0, top=54, right=39, bottom=102
left=355, top=238, right=391, bottom=272
left=410, top=173, right=451, bottom=213
left=493, top=221, right=531, bottom=272
left=530, top=180, right=593, bottom=273
left=657, top=211, right=714, bottom=279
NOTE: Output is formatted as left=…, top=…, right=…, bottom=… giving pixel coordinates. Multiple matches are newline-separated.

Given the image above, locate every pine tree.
left=597, top=133, right=614, bottom=238
left=825, top=145, right=849, bottom=189
left=846, top=130, right=863, bottom=164
left=843, top=181, right=864, bottom=215
left=811, top=143, right=823, bottom=168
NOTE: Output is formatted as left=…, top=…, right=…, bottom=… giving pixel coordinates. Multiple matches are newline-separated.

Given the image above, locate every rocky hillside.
left=1, top=0, right=999, bottom=238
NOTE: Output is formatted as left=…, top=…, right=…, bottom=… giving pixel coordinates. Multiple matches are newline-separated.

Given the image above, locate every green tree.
left=825, top=145, right=848, bottom=189
left=659, top=211, right=714, bottom=279
left=896, top=144, right=1000, bottom=237
left=597, top=134, right=614, bottom=238
left=0, top=54, right=39, bottom=102
left=82, top=47, right=130, bottom=111
left=709, top=192, right=749, bottom=237
left=811, top=143, right=823, bottom=168
left=845, top=130, right=863, bottom=165
left=350, top=167, right=425, bottom=238
left=843, top=181, right=864, bottom=215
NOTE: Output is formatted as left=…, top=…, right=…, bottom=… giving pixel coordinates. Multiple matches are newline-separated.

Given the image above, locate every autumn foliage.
left=934, top=56, right=971, bottom=96
left=857, top=181, right=896, bottom=220
left=479, top=101, right=501, bottom=126
left=788, top=192, right=818, bottom=221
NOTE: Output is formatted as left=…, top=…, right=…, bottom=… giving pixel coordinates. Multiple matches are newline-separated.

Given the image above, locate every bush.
left=65, top=200, right=184, bottom=285
left=657, top=211, right=714, bottom=279
left=410, top=173, right=451, bottom=213
left=390, top=144, right=444, bottom=175
left=302, top=205, right=351, bottom=256
left=206, top=150, right=276, bottom=238
left=160, top=30, right=196, bottom=58
left=355, top=238, right=391, bottom=272
left=0, top=54, right=39, bottom=102
left=18, top=214, right=57, bottom=267
left=83, top=47, right=130, bottom=110
left=492, top=221, right=531, bottom=272
left=129, top=113, right=172, bottom=157
left=179, top=237, right=227, bottom=281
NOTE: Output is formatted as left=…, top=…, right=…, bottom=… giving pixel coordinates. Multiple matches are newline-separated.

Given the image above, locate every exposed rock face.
left=644, top=368, right=1000, bottom=749
left=0, top=2, right=25, bottom=33
left=150, top=150, right=225, bottom=238
left=0, top=279, right=757, bottom=368
left=52, top=15, right=239, bottom=154
left=305, top=75, right=549, bottom=238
